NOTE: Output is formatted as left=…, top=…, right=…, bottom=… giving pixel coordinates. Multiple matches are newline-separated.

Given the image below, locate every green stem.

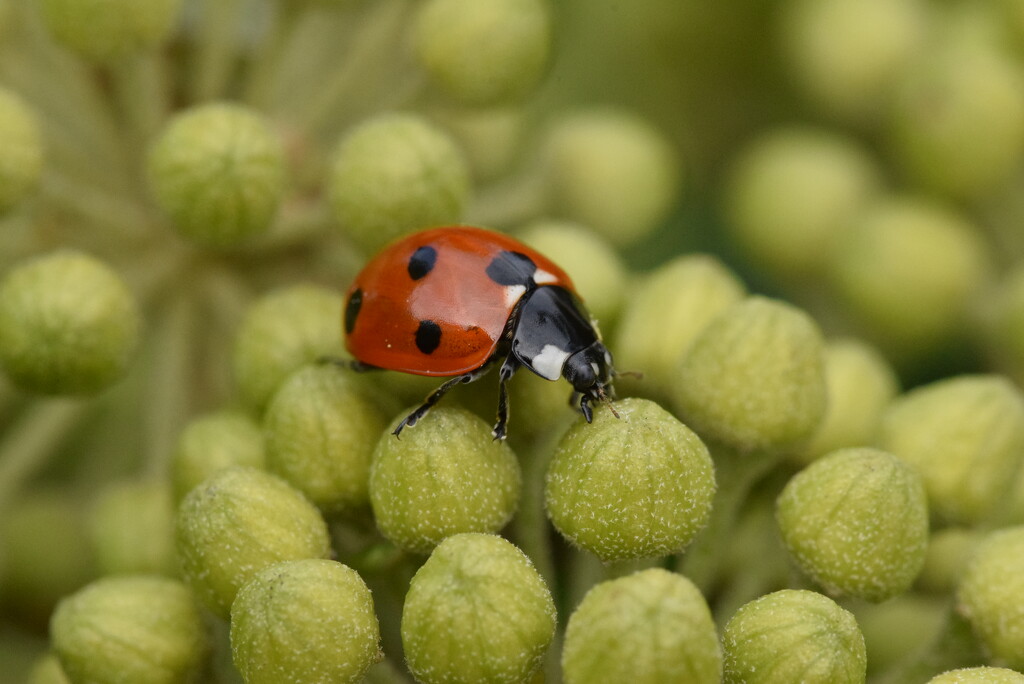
left=509, top=430, right=560, bottom=590
left=0, top=400, right=87, bottom=511
left=187, top=0, right=245, bottom=103
left=109, top=52, right=168, bottom=168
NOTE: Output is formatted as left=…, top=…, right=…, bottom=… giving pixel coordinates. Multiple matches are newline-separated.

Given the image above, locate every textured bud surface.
left=172, top=410, right=266, bottom=502
left=929, top=667, right=1024, bottom=683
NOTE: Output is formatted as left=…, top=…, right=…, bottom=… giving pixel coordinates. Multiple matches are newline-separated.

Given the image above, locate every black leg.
left=393, top=363, right=495, bottom=437
left=493, top=357, right=521, bottom=441
left=579, top=393, right=594, bottom=423
left=318, top=356, right=377, bottom=372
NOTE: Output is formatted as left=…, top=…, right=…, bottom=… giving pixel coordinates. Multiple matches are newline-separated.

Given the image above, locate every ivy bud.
left=830, top=197, right=990, bottom=357
left=956, top=525, right=1024, bottom=671
left=231, top=559, right=381, bottom=684
left=328, top=114, right=470, bottom=253
left=878, top=375, right=1024, bottom=525
left=40, top=0, right=182, bottom=61
left=518, top=220, right=627, bottom=325
left=413, top=0, right=551, bottom=106
left=722, top=589, right=866, bottom=684
left=171, top=410, right=266, bottom=502
left=613, top=255, right=746, bottom=398
left=369, top=407, right=520, bottom=554
left=148, top=103, right=285, bottom=248
left=797, top=337, right=899, bottom=464
left=545, top=398, right=715, bottom=562
left=673, top=296, right=827, bottom=452
left=402, top=533, right=555, bottom=684
left=264, top=364, right=387, bottom=514
left=725, top=128, right=881, bottom=280
left=0, top=87, right=43, bottom=214
left=50, top=575, right=208, bottom=684
left=543, top=109, right=680, bottom=246
left=0, top=251, right=140, bottom=395
left=929, top=667, right=1024, bottom=683
left=776, top=447, right=928, bottom=601
left=88, top=479, right=176, bottom=576
left=562, top=568, right=721, bottom=684
left=232, top=284, right=344, bottom=413
left=175, top=466, right=331, bottom=617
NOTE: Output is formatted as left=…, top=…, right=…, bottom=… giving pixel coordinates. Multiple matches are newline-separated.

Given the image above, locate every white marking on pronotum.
left=504, top=284, right=527, bottom=309
left=534, top=269, right=559, bottom=285
left=590, top=362, right=600, bottom=377
left=532, top=344, right=570, bottom=381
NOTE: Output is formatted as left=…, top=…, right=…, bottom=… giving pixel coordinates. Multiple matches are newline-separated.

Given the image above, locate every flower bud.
left=232, top=284, right=344, bottom=412
left=613, top=255, right=746, bottom=398
left=956, top=525, right=1024, bottom=671
left=40, top=0, right=182, bottom=61
left=328, top=114, right=469, bottom=253
left=797, top=337, right=899, bottom=464
left=88, top=479, right=176, bottom=576
left=518, top=220, right=627, bottom=325
left=230, top=559, right=381, bottom=684
left=725, top=128, right=881, bottom=280
left=0, top=87, right=43, bottom=214
left=171, top=410, right=266, bottom=502
left=878, top=375, right=1024, bottom=525
left=916, top=527, right=981, bottom=595
left=929, top=667, right=1024, bottom=683
left=369, top=407, right=520, bottom=554
left=545, top=398, right=715, bottom=562
left=413, top=0, right=551, bottom=106
left=722, top=589, right=866, bottom=684
left=402, top=533, right=555, bottom=684
left=265, top=364, right=387, bottom=514
left=0, top=251, right=140, bottom=395
left=50, top=575, right=207, bottom=684
left=175, top=466, right=331, bottom=617
left=562, top=568, right=721, bottom=684
left=776, top=447, right=928, bottom=601
left=673, top=296, right=827, bottom=452
left=543, top=109, right=680, bottom=246
left=148, top=103, right=285, bottom=247
left=830, top=197, right=990, bottom=358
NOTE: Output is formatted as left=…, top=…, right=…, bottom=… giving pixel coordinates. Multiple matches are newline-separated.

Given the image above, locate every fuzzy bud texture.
left=929, top=667, right=1024, bottom=683
left=171, top=410, right=266, bottom=502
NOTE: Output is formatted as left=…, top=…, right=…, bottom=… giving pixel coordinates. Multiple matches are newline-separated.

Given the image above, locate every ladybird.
left=343, top=226, right=616, bottom=439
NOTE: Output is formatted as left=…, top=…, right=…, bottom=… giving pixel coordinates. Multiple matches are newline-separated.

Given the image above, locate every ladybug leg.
left=578, top=392, right=594, bottom=423
left=317, top=356, right=378, bottom=372
left=393, top=363, right=495, bottom=437
left=493, top=356, right=521, bottom=441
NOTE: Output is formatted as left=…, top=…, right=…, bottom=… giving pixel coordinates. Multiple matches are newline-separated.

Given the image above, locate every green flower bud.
left=232, top=283, right=344, bottom=412
left=956, top=526, right=1024, bottom=670
left=328, top=114, right=470, bottom=253
left=776, top=447, right=929, bottom=601
left=40, top=0, right=182, bottom=61
left=88, top=479, right=176, bottom=576
left=725, top=128, right=881, bottom=280
left=562, top=568, right=721, bottom=684
left=265, top=364, right=387, bottom=514
left=545, top=398, right=716, bottom=562
left=402, top=533, right=556, bottom=684
left=917, top=528, right=981, bottom=594
left=441, top=108, right=524, bottom=181
left=413, top=0, right=551, bottom=106
left=0, top=87, right=43, bottom=214
left=797, top=337, right=899, bottom=464
left=544, top=110, right=680, bottom=246
left=27, top=654, right=70, bottom=684
left=230, top=559, right=381, bottom=684
left=673, top=296, right=827, bottom=452
left=891, top=40, right=1024, bottom=200
left=171, top=410, right=266, bottom=502
left=0, top=251, right=140, bottom=395
left=369, top=407, right=520, bottom=554
left=878, top=375, right=1024, bottom=525
left=50, top=575, right=208, bottom=684
left=830, top=197, right=990, bottom=357
left=930, top=667, right=1024, bottom=683
left=175, top=466, right=331, bottom=617
left=781, top=0, right=927, bottom=122
left=723, top=589, right=866, bottom=684
left=148, top=103, right=285, bottom=248
left=613, top=255, right=746, bottom=398
left=518, top=220, right=627, bottom=325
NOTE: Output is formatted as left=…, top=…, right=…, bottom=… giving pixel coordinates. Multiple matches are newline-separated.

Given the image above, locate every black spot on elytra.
left=345, top=289, right=362, bottom=334
left=485, top=251, right=537, bottom=287
left=408, top=246, right=437, bottom=280
left=415, top=320, right=442, bottom=355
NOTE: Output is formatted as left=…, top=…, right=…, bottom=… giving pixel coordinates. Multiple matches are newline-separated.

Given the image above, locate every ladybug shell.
left=344, top=226, right=575, bottom=376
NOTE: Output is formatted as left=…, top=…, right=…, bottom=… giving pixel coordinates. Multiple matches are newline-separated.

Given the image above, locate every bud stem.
left=0, top=400, right=85, bottom=511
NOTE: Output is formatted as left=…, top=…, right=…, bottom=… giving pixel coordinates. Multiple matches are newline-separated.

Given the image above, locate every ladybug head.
left=563, top=341, right=616, bottom=423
